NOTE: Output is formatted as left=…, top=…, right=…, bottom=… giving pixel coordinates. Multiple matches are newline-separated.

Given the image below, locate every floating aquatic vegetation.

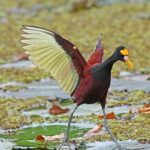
left=0, top=97, right=48, bottom=129
left=0, top=90, right=149, bottom=129
left=0, top=125, right=88, bottom=148
left=107, top=90, right=150, bottom=107
left=84, top=124, right=103, bottom=138
left=0, top=68, right=49, bottom=83
left=36, top=133, right=64, bottom=142
left=0, top=94, right=149, bottom=147
left=0, top=85, right=27, bottom=92
left=98, top=112, right=116, bottom=119
left=0, top=2, right=149, bottom=75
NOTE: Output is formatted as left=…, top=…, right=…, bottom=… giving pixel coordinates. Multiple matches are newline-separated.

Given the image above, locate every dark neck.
left=101, top=55, right=118, bottom=71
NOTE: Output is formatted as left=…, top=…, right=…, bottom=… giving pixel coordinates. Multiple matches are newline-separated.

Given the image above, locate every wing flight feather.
left=21, top=26, right=86, bottom=94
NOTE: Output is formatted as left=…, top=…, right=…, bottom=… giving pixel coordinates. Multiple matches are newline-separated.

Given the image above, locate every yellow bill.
left=124, top=56, right=133, bottom=69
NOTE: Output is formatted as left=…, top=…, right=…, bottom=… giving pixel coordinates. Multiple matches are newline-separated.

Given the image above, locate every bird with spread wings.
left=21, top=26, right=133, bottom=150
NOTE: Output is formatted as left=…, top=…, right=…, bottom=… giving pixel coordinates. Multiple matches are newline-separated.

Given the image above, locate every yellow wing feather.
left=21, top=26, right=79, bottom=94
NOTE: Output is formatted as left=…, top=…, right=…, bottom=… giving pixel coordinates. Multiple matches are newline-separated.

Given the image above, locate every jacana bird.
left=21, top=26, right=133, bottom=150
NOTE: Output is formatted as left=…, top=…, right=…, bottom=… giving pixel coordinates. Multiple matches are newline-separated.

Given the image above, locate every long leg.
left=101, top=106, right=129, bottom=150
left=102, top=107, right=121, bottom=146
left=102, top=106, right=148, bottom=150
left=57, top=105, right=79, bottom=150
left=65, top=105, right=79, bottom=140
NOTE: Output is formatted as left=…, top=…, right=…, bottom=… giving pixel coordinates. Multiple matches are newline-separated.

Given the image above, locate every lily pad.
left=0, top=125, right=88, bottom=148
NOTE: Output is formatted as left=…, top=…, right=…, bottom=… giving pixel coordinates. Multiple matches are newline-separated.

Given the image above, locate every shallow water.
left=0, top=60, right=32, bottom=69
left=0, top=60, right=150, bottom=99
left=0, top=61, right=150, bottom=150
left=0, top=139, right=15, bottom=150
left=111, top=78, right=150, bottom=92
left=24, top=104, right=130, bottom=117
left=20, top=122, right=95, bottom=130
left=0, top=78, right=69, bottom=99
left=0, top=77, right=149, bottom=99
left=87, top=140, right=150, bottom=150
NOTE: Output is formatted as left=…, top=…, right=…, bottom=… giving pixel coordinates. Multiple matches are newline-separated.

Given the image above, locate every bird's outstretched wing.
left=21, top=26, right=87, bottom=94
left=87, top=36, right=104, bottom=65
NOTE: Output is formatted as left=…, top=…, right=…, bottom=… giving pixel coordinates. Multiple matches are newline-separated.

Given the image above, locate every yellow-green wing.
left=21, top=26, right=87, bottom=94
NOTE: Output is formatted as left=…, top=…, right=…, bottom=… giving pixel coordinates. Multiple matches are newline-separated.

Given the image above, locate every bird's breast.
left=91, top=67, right=111, bottom=83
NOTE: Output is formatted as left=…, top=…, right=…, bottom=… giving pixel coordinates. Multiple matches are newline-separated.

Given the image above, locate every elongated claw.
left=56, top=138, right=77, bottom=150
left=56, top=106, right=79, bottom=150
left=113, top=146, right=148, bottom=150
left=77, top=141, right=87, bottom=150
left=57, top=139, right=70, bottom=150
left=113, top=146, right=129, bottom=150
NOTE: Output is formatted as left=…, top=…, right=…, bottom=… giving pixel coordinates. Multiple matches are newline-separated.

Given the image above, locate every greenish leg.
left=57, top=105, right=79, bottom=150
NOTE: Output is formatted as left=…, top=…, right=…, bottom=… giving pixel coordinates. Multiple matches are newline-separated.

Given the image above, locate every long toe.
left=77, top=141, right=87, bottom=150
left=57, top=139, right=75, bottom=150
left=113, top=146, right=128, bottom=150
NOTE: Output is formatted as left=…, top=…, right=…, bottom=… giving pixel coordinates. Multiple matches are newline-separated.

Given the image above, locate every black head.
left=113, top=45, right=133, bottom=68
left=113, top=45, right=126, bottom=61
